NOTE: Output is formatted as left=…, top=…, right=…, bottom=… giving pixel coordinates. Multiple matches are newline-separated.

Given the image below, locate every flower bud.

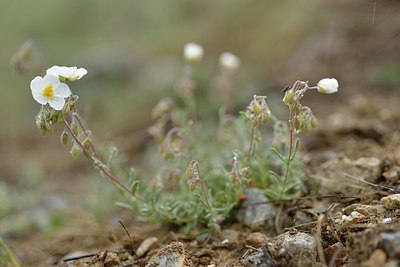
left=317, top=78, right=339, bottom=94
left=83, top=137, right=92, bottom=149
left=186, top=166, right=193, bottom=180
left=70, top=144, right=81, bottom=160
left=71, top=121, right=79, bottom=135
left=283, top=90, right=295, bottom=105
left=184, top=43, right=204, bottom=63
left=310, top=116, right=318, bottom=128
left=219, top=52, right=240, bottom=71
left=60, top=130, right=69, bottom=145
left=35, top=114, right=47, bottom=136
left=187, top=179, right=197, bottom=192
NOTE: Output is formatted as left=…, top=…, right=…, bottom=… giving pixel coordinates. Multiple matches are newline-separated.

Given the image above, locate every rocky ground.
left=4, top=87, right=399, bottom=267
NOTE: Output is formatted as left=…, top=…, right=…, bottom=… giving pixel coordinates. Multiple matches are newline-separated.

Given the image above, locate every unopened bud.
left=253, top=101, right=261, bottom=115
left=219, top=52, right=240, bottom=71
left=83, top=137, right=92, bottom=149
left=70, top=144, right=81, bottom=160
left=186, top=166, right=193, bottom=179
left=184, top=43, right=204, bottom=63
left=310, top=116, right=318, bottom=128
left=45, top=121, right=53, bottom=134
left=60, top=130, right=69, bottom=145
left=283, top=90, right=295, bottom=105
left=71, top=121, right=79, bottom=135
left=35, top=114, right=47, bottom=135
left=187, top=179, right=197, bottom=192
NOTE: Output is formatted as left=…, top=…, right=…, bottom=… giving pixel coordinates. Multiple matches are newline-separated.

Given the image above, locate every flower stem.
left=63, top=119, right=132, bottom=194
left=246, top=125, right=255, bottom=166
left=279, top=110, right=295, bottom=201
left=192, top=160, right=215, bottom=227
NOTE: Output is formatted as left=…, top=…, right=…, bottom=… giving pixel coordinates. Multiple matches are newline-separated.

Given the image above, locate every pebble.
left=381, top=194, right=400, bottom=210
left=145, top=241, right=191, bottom=267
left=221, top=229, right=240, bottom=243
left=360, top=249, right=386, bottom=267
left=136, top=237, right=159, bottom=258
left=381, top=232, right=400, bottom=259
left=273, top=232, right=316, bottom=267
left=237, top=188, right=276, bottom=230
left=246, top=232, right=268, bottom=248
left=103, top=252, right=121, bottom=267
left=241, top=249, right=277, bottom=267
left=342, top=211, right=365, bottom=223
left=382, top=166, right=400, bottom=183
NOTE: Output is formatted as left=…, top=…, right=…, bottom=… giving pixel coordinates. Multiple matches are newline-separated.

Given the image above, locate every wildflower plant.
left=26, top=43, right=338, bottom=232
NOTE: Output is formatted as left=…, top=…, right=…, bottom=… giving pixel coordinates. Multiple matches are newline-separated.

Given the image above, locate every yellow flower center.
left=43, top=84, right=54, bottom=100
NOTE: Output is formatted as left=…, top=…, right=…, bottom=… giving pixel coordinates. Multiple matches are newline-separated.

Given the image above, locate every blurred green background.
left=1, top=0, right=399, bottom=239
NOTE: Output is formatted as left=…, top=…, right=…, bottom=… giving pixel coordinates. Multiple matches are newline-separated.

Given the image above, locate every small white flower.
left=184, top=43, right=204, bottom=63
left=317, top=78, right=339, bottom=94
left=46, top=66, right=87, bottom=82
left=219, top=52, right=240, bottom=71
left=30, top=74, right=71, bottom=110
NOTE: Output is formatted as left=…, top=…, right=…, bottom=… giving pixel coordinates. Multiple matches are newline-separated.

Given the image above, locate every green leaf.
left=271, top=148, right=285, bottom=162
left=131, top=180, right=140, bottom=195
left=267, top=170, right=281, bottom=184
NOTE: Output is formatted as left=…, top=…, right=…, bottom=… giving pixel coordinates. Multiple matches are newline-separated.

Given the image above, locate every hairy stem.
left=63, top=119, right=132, bottom=194
left=192, top=160, right=215, bottom=226
left=246, top=125, right=255, bottom=166
left=279, top=108, right=295, bottom=201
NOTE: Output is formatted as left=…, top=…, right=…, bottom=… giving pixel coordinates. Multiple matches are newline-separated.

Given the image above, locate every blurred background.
left=0, top=0, right=399, bottom=263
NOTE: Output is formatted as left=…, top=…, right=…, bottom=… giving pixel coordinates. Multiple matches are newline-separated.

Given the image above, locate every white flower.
left=184, top=43, right=204, bottom=63
left=46, top=66, right=87, bottom=81
left=317, top=78, right=339, bottom=94
left=30, top=74, right=71, bottom=110
left=219, top=52, right=240, bottom=71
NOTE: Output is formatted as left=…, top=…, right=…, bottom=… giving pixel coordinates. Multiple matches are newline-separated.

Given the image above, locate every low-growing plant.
left=26, top=43, right=338, bottom=232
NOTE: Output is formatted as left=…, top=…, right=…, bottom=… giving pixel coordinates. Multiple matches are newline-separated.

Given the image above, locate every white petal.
left=48, top=96, right=65, bottom=110
left=46, top=66, right=61, bottom=76
left=43, top=74, right=61, bottom=86
left=54, top=82, right=71, bottom=98
left=30, top=76, right=44, bottom=92
left=75, top=68, right=87, bottom=79
left=32, top=89, right=48, bottom=105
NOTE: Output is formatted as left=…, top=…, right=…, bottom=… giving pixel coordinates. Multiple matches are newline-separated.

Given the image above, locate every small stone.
left=352, top=157, right=381, bottom=183
left=221, top=229, right=240, bottom=243
left=237, top=188, right=276, bottom=230
left=360, top=249, right=386, bottom=267
left=196, top=233, right=212, bottom=244
left=324, top=242, right=345, bottom=266
left=381, top=232, right=400, bottom=259
left=381, top=194, right=400, bottom=210
left=104, top=252, right=121, bottom=267
left=343, top=204, right=386, bottom=216
left=341, top=211, right=365, bottom=224
left=246, top=232, right=268, bottom=248
left=273, top=232, right=316, bottom=267
left=136, top=237, right=159, bottom=258
left=382, top=166, right=400, bottom=183
left=145, top=242, right=191, bottom=267
left=241, top=249, right=277, bottom=267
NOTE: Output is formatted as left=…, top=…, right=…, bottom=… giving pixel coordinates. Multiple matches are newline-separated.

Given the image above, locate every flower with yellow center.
left=30, top=74, right=71, bottom=110
left=46, top=66, right=87, bottom=82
